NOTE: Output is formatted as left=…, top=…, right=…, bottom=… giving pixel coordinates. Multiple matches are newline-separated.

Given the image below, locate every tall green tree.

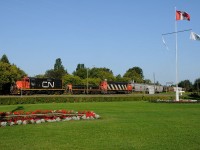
left=123, top=66, right=144, bottom=83
left=193, top=78, right=200, bottom=92
left=89, top=67, right=115, bottom=81
left=115, top=74, right=131, bottom=82
left=0, top=54, right=10, bottom=64
left=54, top=58, right=64, bottom=71
left=0, top=61, right=26, bottom=93
left=63, top=74, right=83, bottom=85
left=144, top=79, right=152, bottom=84
left=73, top=68, right=87, bottom=79
left=76, top=64, right=85, bottom=71
left=45, top=58, right=67, bottom=79
left=178, top=80, right=193, bottom=92
left=73, top=64, right=87, bottom=79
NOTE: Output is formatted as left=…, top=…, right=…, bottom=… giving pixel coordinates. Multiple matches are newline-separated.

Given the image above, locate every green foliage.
left=0, top=54, right=26, bottom=93
left=62, top=74, right=83, bottom=85
left=115, top=74, right=131, bottom=82
left=178, top=80, right=193, bottom=92
left=144, top=79, right=152, bottom=84
left=73, top=67, right=115, bottom=82
left=123, top=66, right=144, bottom=83
left=89, top=67, right=115, bottom=81
left=82, top=78, right=101, bottom=86
left=34, top=74, right=45, bottom=78
left=54, top=58, right=64, bottom=71
left=0, top=62, right=26, bottom=91
left=76, top=64, right=85, bottom=71
left=0, top=54, right=10, bottom=64
left=0, top=95, right=175, bottom=105
left=193, top=78, right=200, bottom=92
left=45, top=58, right=67, bottom=79
left=73, top=68, right=87, bottom=79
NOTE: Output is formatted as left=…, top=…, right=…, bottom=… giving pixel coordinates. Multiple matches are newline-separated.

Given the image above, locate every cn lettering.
left=42, top=81, right=54, bottom=88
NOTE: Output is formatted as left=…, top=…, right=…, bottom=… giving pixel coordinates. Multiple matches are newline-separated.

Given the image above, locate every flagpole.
left=175, top=7, right=179, bottom=101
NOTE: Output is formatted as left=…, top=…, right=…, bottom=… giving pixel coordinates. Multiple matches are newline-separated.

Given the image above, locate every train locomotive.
left=10, top=77, right=65, bottom=95
left=10, top=77, right=133, bottom=95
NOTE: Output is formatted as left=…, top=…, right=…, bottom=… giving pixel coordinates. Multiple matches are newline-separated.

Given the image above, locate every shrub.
left=0, top=95, right=176, bottom=105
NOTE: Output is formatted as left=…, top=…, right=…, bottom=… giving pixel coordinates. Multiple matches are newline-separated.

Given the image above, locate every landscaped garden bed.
left=0, top=109, right=100, bottom=127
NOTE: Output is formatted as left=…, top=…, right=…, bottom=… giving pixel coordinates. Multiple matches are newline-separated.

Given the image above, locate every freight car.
left=132, top=83, right=164, bottom=94
left=10, top=77, right=64, bottom=95
left=67, top=81, right=132, bottom=94
left=67, top=84, right=101, bottom=94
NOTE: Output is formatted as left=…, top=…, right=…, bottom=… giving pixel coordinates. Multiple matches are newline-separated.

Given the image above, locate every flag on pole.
left=162, top=36, right=169, bottom=50
left=176, top=10, right=190, bottom=21
left=190, top=32, right=200, bottom=41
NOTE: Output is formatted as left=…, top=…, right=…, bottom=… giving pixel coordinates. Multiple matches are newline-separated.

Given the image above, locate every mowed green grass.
left=0, top=101, right=200, bottom=150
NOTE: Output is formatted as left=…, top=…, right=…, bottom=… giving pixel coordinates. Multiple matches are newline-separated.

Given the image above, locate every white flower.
left=56, top=117, right=61, bottom=122
left=82, top=115, right=87, bottom=120
left=9, top=122, right=15, bottom=126
left=77, top=116, right=80, bottom=120
left=16, top=120, right=22, bottom=125
left=22, top=120, right=27, bottom=125
left=30, top=119, right=35, bottom=124
left=41, top=119, right=45, bottom=123
left=65, top=117, right=72, bottom=121
left=72, top=116, right=79, bottom=120
left=95, top=114, right=100, bottom=119
left=46, top=119, right=52, bottom=123
left=52, top=119, right=56, bottom=122
left=1, top=122, right=7, bottom=127
left=36, top=120, right=41, bottom=124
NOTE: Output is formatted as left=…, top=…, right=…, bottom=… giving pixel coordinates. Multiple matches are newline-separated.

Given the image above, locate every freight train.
left=10, top=77, right=166, bottom=95
left=10, top=77, right=133, bottom=95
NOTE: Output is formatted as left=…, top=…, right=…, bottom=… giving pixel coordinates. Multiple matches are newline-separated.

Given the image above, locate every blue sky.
left=0, top=0, right=199, bottom=85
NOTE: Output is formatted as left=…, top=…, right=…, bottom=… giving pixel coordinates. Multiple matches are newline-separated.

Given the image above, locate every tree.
left=82, top=78, right=101, bottom=86
left=0, top=54, right=10, bottom=64
left=73, top=64, right=87, bottom=79
left=178, top=80, right=193, bottom=92
left=76, top=64, right=85, bottom=71
left=144, top=79, right=152, bottom=84
left=54, top=58, right=64, bottom=71
left=34, top=74, right=45, bottom=78
left=73, top=64, right=88, bottom=79
left=89, top=67, right=115, bottom=81
left=115, top=74, right=131, bottom=82
left=193, top=78, right=200, bottom=92
left=63, top=74, right=83, bottom=85
left=0, top=61, right=26, bottom=94
left=123, top=66, right=144, bottom=83
left=45, top=58, right=67, bottom=79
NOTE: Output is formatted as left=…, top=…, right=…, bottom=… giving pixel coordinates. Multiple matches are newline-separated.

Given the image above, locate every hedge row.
left=0, top=95, right=174, bottom=105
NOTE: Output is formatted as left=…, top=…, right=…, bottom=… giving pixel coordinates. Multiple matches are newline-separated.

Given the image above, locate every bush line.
left=0, top=95, right=175, bottom=105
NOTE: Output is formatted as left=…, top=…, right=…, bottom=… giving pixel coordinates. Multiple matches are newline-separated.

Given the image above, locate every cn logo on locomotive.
left=42, top=81, right=55, bottom=88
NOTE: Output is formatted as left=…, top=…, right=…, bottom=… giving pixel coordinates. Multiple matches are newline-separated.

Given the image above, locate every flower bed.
left=0, top=110, right=100, bottom=127
left=150, top=99, right=199, bottom=103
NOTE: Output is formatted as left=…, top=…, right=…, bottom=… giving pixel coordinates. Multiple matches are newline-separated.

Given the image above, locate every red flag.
left=176, top=10, right=190, bottom=21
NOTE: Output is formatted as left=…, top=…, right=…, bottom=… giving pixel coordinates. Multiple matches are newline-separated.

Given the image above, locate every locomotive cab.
left=10, top=77, right=30, bottom=94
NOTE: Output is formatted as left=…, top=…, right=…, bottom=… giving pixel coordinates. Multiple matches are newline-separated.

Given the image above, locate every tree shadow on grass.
left=11, top=106, right=24, bottom=113
left=0, top=106, right=24, bottom=121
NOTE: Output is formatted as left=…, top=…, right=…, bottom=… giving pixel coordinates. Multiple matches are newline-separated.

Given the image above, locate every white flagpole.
left=175, top=7, right=179, bottom=101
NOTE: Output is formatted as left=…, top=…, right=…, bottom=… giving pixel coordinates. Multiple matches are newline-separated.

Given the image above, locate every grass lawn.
left=0, top=101, right=200, bottom=150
